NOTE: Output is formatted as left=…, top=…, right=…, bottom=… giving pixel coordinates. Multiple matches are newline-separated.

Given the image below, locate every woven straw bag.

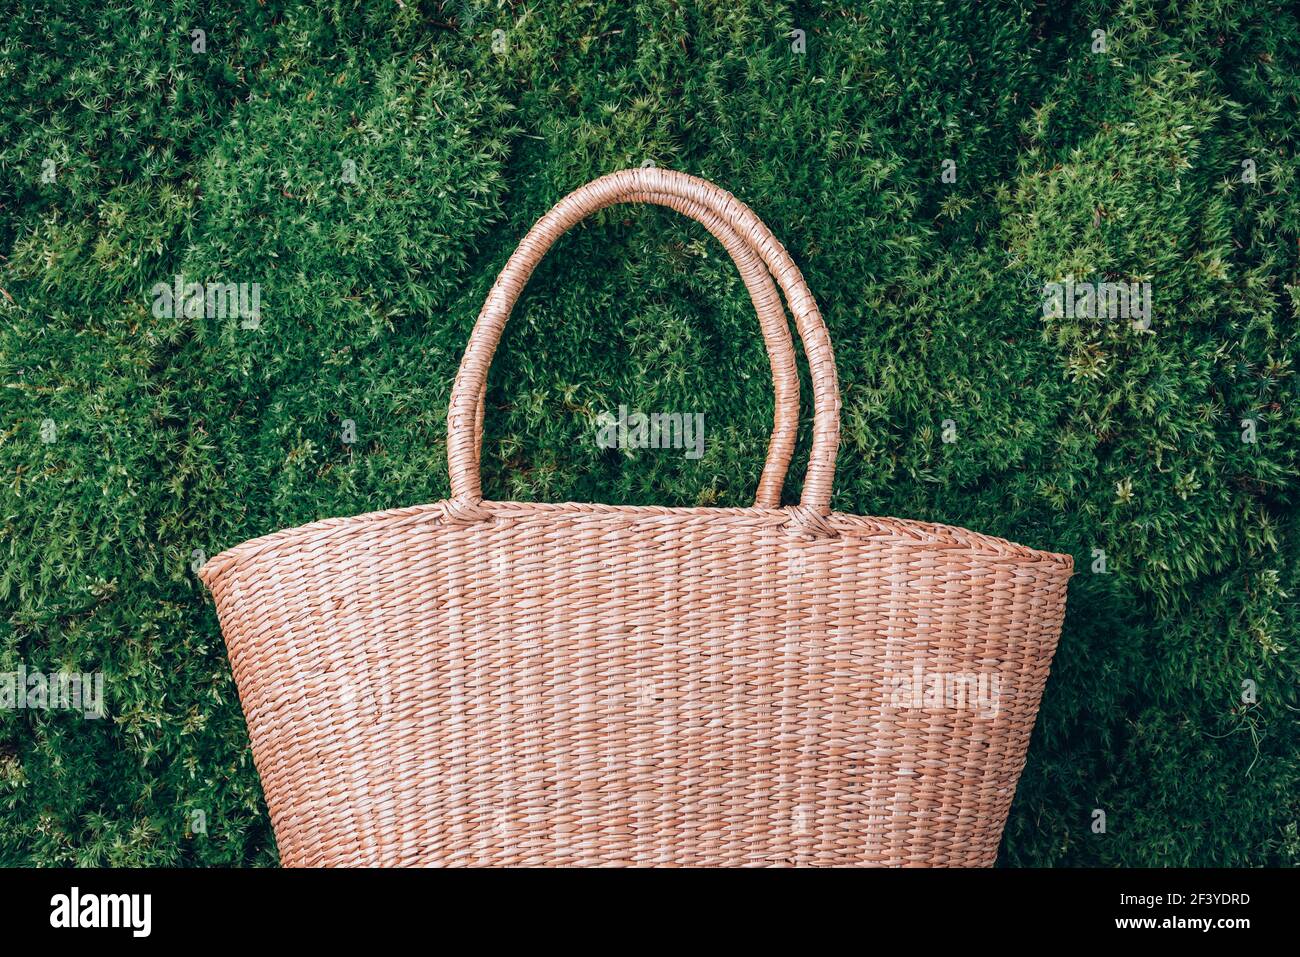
left=199, top=168, right=1073, bottom=867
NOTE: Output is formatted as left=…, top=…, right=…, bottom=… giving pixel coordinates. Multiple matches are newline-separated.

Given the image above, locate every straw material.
left=200, top=169, right=1073, bottom=867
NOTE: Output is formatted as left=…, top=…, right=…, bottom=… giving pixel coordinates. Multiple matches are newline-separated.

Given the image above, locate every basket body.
left=200, top=499, right=1071, bottom=867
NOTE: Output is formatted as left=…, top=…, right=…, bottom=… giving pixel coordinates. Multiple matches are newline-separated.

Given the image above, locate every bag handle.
left=447, top=168, right=840, bottom=512
left=466, top=187, right=802, bottom=507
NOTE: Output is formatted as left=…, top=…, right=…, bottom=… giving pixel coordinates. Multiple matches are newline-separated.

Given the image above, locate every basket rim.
left=198, top=498, right=1075, bottom=588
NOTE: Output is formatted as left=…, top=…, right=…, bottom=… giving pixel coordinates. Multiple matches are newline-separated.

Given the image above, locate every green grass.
left=1, top=0, right=1297, bottom=866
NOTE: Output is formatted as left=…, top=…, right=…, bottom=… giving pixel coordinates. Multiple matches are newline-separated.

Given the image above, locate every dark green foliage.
left=1, top=0, right=1296, bottom=865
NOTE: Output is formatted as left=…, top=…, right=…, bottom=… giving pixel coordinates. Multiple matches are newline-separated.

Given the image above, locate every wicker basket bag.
left=199, top=168, right=1073, bottom=867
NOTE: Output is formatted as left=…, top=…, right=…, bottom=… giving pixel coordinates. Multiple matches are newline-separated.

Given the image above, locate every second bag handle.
left=448, top=167, right=841, bottom=512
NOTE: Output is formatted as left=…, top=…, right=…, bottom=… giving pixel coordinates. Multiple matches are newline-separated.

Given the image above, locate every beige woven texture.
left=200, top=168, right=1073, bottom=867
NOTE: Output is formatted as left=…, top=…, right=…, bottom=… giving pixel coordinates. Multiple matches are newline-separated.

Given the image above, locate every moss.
left=1, top=0, right=1296, bottom=865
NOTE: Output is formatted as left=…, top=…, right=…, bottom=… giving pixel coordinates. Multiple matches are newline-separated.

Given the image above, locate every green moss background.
left=1, top=0, right=1297, bottom=866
